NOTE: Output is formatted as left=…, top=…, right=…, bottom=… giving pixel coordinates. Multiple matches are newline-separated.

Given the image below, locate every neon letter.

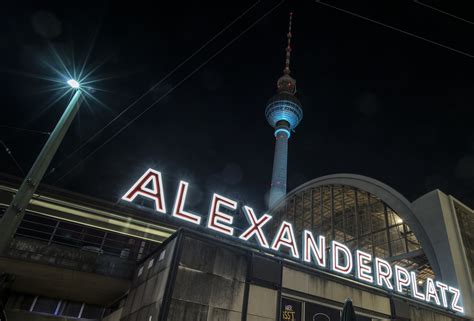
left=424, top=278, right=440, bottom=306
left=171, top=181, right=201, bottom=224
left=448, top=286, right=464, bottom=313
left=410, top=272, right=425, bottom=300
left=331, top=241, right=353, bottom=275
left=271, top=221, right=299, bottom=258
left=436, top=281, right=449, bottom=308
left=355, top=250, right=373, bottom=283
left=302, top=230, right=326, bottom=268
left=122, top=168, right=166, bottom=213
left=207, top=193, right=237, bottom=236
left=394, top=265, right=411, bottom=293
left=375, top=258, right=393, bottom=290
left=239, top=206, right=272, bottom=248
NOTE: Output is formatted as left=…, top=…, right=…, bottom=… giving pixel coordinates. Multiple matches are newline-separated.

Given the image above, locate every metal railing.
left=0, top=208, right=158, bottom=262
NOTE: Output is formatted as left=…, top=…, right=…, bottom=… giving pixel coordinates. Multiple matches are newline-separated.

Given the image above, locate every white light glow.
left=122, top=168, right=167, bottom=214
left=375, top=258, right=393, bottom=290
left=355, top=250, right=373, bottom=283
left=331, top=241, right=353, bottom=275
left=394, top=265, right=411, bottom=293
left=302, top=230, right=326, bottom=268
left=271, top=221, right=299, bottom=259
left=207, top=193, right=237, bottom=236
left=239, top=206, right=271, bottom=248
left=448, top=286, right=464, bottom=313
left=171, top=181, right=202, bottom=225
left=67, top=79, right=80, bottom=88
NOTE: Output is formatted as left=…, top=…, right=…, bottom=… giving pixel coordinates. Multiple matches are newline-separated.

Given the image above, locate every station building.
left=0, top=171, right=472, bottom=321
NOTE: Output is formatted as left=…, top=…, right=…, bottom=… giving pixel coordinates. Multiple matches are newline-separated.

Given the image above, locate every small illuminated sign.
left=122, top=168, right=464, bottom=314
left=281, top=298, right=301, bottom=321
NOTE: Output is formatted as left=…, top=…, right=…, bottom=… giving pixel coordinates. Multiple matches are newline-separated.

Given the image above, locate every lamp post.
left=0, top=80, right=82, bottom=254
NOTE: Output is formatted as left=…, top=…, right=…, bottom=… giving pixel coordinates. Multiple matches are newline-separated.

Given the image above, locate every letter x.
left=239, top=206, right=272, bottom=248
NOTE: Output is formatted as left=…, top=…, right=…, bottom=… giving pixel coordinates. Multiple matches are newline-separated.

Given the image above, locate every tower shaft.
left=269, top=126, right=290, bottom=207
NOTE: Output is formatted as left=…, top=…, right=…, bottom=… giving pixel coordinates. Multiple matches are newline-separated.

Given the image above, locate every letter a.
left=122, top=168, right=166, bottom=213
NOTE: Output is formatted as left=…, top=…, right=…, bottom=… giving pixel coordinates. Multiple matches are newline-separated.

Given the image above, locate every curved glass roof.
left=271, top=184, right=434, bottom=281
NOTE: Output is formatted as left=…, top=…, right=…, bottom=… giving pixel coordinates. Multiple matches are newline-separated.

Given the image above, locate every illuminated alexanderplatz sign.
left=122, top=168, right=464, bottom=314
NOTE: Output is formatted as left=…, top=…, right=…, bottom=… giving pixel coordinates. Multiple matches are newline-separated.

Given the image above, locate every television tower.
left=266, top=12, right=303, bottom=208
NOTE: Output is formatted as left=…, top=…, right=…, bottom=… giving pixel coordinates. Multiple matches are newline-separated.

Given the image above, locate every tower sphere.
left=265, top=91, right=303, bottom=131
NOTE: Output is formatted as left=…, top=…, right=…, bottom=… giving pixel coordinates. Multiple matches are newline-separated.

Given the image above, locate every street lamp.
left=0, top=80, right=83, bottom=254
left=67, top=79, right=80, bottom=89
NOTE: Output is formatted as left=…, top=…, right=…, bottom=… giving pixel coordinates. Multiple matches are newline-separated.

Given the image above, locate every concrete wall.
left=412, top=191, right=474, bottom=319
left=246, top=285, right=277, bottom=321
left=408, top=304, right=463, bottom=321
left=119, top=231, right=469, bottom=321
left=120, top=237, right=177, bottom=321
left=282, top=266, right=391, bottom=317
left=0, top=256, right=129, bottom=305
left=7, top=237, right=135, bottom=279
left=103, top=308, right=123, bottom=321
left=168, top=236, right=247, bottom=321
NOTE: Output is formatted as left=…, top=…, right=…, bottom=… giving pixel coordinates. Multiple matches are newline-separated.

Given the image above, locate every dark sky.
left=1, top=0, right=473, bottom=212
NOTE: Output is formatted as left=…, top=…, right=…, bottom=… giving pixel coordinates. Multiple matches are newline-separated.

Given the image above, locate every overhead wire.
left=45, top=0, right=262, bottom=179
left=51, top=0, right=285, bottom=184
left=0, top=125, right=50, bottom=136
left=314, top=0, right=474, bottom=59
left=0, top=140, right=25, bottom=176
left=413, top=0, right=474, bottom=25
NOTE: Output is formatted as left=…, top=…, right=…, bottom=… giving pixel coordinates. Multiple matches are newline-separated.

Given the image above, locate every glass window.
left=370, top=201, right=386, bottom=231
left=10, top=294, right=35, bottom=311
left=312, top=189, right=322, bottom=232
left=406, top=229, right=421, bottom=252
left=357, top=192, right=371, bottom=237
left=333, top=187, right=345, bottom=242
left=32, top=297, right=60, bottom=314
left=81, top=304, right=103, bottom=319
left=390, top=239, right=407, bottom=256
left=387, top=208, right=403, bottom=227
left=61, top=301, right=82, bottom=317
left=302, top=190, right=313, bottom=231
left=389, top=225, right=405, bottom=242
left=373, top=230, right=390, bottom=258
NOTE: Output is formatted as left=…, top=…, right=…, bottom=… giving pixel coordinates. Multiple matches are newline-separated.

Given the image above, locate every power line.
left=0, top=140, right=25, bottom=175
left=0, top=125, right=50, bottom=136
left=314, top=0, right=474, bottom=59
left=52, top=0, right=285, bottom=184
left=45, top=0, right=262, bottom=179
left=414, top=0, right=474, bottom=25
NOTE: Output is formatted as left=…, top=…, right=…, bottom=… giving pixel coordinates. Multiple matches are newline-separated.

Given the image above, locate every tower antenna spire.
left=284, top=12, right=293, bottom=75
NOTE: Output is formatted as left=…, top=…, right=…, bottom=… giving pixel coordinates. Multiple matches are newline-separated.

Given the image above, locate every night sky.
left=1, top=0, right=473, bottom=212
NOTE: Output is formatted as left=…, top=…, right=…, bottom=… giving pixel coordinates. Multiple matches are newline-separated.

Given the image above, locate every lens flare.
left=67, top=79, right=80, bottom=89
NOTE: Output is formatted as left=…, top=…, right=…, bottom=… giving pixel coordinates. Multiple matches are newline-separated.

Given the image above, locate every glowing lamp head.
left=67, top=79, right=80, bottom=89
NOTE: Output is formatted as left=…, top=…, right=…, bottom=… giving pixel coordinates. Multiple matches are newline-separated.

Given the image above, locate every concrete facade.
left=412, top=190, right=474, bottom=319
left=119, top=229, right=466, bottom=321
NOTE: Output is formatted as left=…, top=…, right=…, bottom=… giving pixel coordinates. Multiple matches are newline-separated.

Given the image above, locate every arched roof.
left=275, top=173, right=442, bottom=278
